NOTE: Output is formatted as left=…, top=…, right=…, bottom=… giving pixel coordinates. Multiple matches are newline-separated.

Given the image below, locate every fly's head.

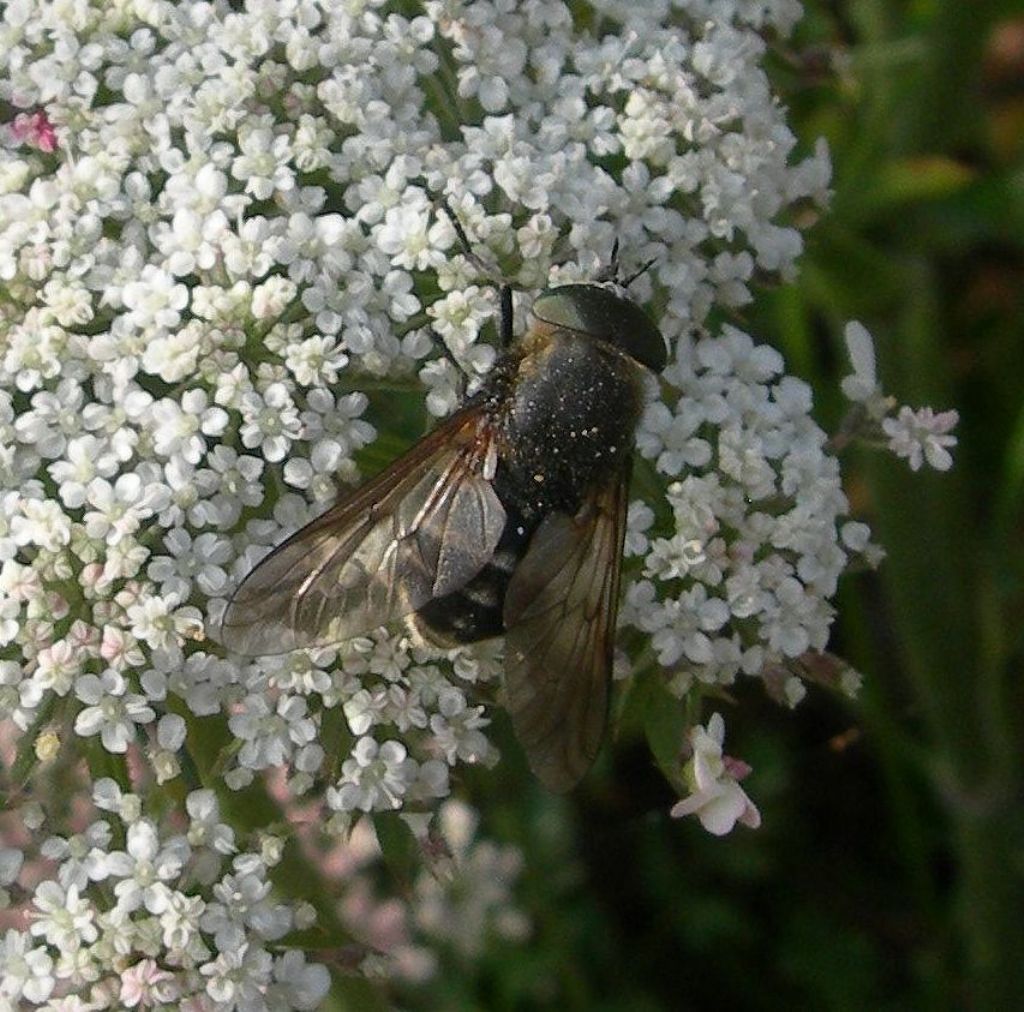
left=529, top=284, right=667, bottom=374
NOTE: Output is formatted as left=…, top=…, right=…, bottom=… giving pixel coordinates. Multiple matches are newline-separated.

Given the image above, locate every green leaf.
left=373, top=811, right=423, bottom=895
left=6, top=693, right=58, bottom=791
left=643, top=681, right=687, bottom=791
left=321, top=973, right=390, bottom=1012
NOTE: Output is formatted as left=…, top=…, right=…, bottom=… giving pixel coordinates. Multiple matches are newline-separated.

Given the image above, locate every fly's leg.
left=427, top=327, right=470, bottom=400
left=497, top=282, right=513, bottom=348
left=435, top=198, right=516, bottom=348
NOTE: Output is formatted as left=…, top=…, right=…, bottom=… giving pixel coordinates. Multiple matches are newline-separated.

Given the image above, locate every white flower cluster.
left=623, top=322, right=956, bottom=711
left=0, top=782, right=328, bottom=1011
left=0, top=0, right=957, bottom=887
left=226, top=633, right=501, bottom=815
left=624, top=324, right=884, bottom=701
left=0, top=0, right=838, bottom=817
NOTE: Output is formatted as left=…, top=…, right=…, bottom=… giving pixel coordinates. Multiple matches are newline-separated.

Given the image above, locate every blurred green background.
left=391, top=3, right=1024, bottom=1009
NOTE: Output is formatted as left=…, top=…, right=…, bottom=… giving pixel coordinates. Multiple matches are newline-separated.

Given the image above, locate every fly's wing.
left=217, top=405, right=506, bottom=656
left=502, top=465, right=629, bottom=792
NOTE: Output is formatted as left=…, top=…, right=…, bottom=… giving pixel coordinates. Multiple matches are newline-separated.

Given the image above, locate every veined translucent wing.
left=217, top=405, right=506, bottom=656
left=502, top=465, right=629, bottom=792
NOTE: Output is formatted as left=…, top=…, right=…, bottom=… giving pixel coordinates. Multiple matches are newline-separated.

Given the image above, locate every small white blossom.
left=186, top=790, right=237, bottom=866
left=269, top=950, right=331, bottom=1011
left=284, top=333, right=347, bottom=386
left=125, top=591, right=201, bottom=656
left=229, top=693, right=317, bottom=770
left=34, top=640, right=84, bottom=696
left=40, top=822, right=113, bottom=891
left=83, top=475, right=170, bottom=546
left=49, top=435, right=120, bottom=509
left=105, top=819, right=190, bottom=915
left=74, top=670, right=156, bottom=752
left=328, top=737, right=417, bottom=813
left=121, top=265, right=189, bottom=332
left=29, top=882, right=98, bottom=952
left=344, top=687, right=389, bottom=736
left=150, top=390, right=228, bottom=464
left=195, top=446, right=265, bottom=528
left=141, top=325, right=204, bottom=382
left=147, top=528, right=231, bottom=599
left=883, top=406, right=959, bottom=472
left=201, top=942, right=274, bottom=1008
left=0, top=928, right=55, bottom=1005
left=9, top=496, right=71, bottom=552
left=232, top=126, right=296, bottom=201
left=429, top=688, right=492, bottom=766
left=239, top=384, right=302, bottom=463
left=375, top=201, right=444, bottom=273
left=119, top=957, right=181, bottom=1007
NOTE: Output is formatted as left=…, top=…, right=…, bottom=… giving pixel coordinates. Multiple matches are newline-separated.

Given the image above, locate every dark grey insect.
left=218, top=277, right=666, bottom=791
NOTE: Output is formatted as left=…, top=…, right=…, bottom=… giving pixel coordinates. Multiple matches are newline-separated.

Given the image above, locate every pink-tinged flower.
left=670, top=713, right=761, bottom=836
left=100, top=625, right=145, bottom=669
left=11, top=110, right=57, bottom=153
left=119, top=958, right=180, bottom=1007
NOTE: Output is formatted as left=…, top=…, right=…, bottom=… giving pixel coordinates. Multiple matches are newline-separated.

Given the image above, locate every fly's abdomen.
left=411, top=493, right=536, bottom=645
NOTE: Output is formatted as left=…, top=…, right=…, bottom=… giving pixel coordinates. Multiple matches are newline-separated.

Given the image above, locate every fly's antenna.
left=623, top=257, right=657, bottom=288
left=595, top=235, right=657, bottom=289
left=594, top=238, right=620, bottom=283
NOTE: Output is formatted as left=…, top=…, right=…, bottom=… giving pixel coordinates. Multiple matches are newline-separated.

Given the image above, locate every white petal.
left=843, top=321, right=876, bottom=384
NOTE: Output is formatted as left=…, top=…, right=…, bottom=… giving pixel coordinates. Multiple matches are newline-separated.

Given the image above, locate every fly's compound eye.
left=532, top=284, right=667, bottom=373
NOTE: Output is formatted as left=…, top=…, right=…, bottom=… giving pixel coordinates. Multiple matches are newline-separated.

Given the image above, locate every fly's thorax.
left=496, top=328, right=645, bottom=514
